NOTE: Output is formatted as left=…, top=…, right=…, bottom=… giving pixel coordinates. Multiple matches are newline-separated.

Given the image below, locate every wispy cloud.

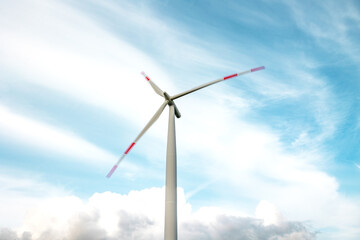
left=284, top=0, right=360, bottom=61
left=175, top=93, right=360, bottom=236
left=0, top=105, right=115, bottom=166
left=0, top=0, right=172, bottom=129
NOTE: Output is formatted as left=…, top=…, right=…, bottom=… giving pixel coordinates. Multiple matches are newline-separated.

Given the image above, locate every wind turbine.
left=106, top=66, right=265, bottom=240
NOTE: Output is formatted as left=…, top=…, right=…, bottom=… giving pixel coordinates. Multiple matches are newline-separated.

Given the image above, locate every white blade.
left=171, top=66, right=265, bottom=100
left=141, top=72, right=164, bottom=97
left=106, top=101, right=168, bottom=178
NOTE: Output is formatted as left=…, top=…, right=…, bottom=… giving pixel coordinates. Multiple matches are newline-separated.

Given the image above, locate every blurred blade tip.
left=251, top=66, right=265, bottom=72
left=106, top=165, right=118, bottom=178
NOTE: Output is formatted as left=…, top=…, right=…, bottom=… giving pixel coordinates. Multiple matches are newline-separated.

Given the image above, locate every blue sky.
left=0, top=0, right=360, bottom=239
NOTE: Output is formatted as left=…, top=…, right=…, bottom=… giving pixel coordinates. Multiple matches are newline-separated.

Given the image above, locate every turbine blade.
left=173, top=103, right=181, bottom=118
left=141, top=72, right=164, bottom=97
left=106, top=101, right=168, bottom=178
left=171, top=66, right=265, bottom=100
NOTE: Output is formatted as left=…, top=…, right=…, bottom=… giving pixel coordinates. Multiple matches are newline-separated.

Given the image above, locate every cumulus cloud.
left=0, top=187, right=315, bottom=240
left=0, top=170, right=69, bottom=229
left=181, top=215, right=314, bottom=240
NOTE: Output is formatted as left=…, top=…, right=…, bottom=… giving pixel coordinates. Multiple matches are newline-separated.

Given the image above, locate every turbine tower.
left=107, top=66, right=265, bottom=240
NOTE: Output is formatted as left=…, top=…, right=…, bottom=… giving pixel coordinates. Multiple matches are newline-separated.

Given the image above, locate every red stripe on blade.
left=125, top=142, right=136, bottom=154
left=106, top=165, right=118, bottom=178
left=251, top=66, right=265, bottom=72
left=224, top=73, right=238, bottom=80
left=141, top=72, right=150, bottom=81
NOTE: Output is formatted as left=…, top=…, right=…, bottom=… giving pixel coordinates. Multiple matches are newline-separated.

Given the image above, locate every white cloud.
left=0, top=0, right=172, bottom=130
left=0, top=170, right=68, bottom=229
left=173, top=92, right=360, bottom=239
left=284, top=0, right=360, bottom=61
left=255, top=200, right=284, bottom=226
left=0, top=185, right=315, bottom=240
left=0, top=104, right=115, bottom=166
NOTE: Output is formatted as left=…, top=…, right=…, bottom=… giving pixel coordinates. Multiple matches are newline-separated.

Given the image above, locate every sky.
left=0, top=0, right=360, bottom=239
